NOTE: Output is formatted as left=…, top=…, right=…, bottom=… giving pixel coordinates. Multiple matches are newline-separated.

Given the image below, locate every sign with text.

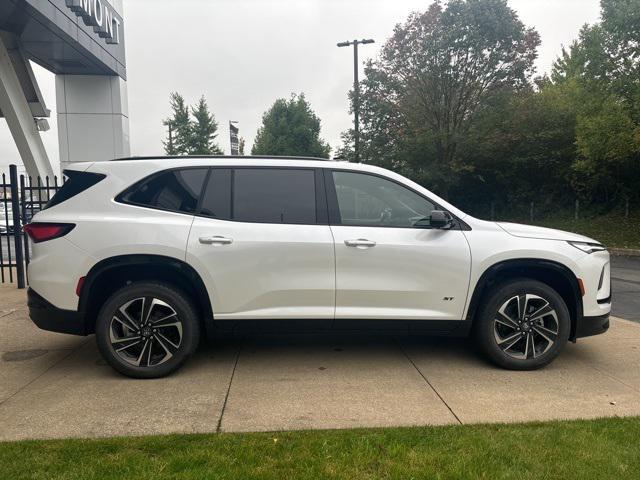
left=230, top=122, right=239, bottom=156
left=65, top=0, right=122, bottom=45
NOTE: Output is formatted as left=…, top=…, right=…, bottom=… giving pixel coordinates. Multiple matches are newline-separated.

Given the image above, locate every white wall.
left=56, top=75, right=130, bottom=172
left=55, top=0, right=129, bottom=172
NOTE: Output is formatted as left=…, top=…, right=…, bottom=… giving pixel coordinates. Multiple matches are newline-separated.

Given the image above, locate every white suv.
left=25, top=157, right=611, bottom=378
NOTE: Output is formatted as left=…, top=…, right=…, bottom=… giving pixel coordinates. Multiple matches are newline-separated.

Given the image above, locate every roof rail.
left=111, top=155, right=334, bottom=162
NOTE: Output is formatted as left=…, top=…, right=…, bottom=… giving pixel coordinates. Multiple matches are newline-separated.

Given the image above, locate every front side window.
left=119, top=168, right=207, bottom=214
left=233, top=168, right=316, bottom=224
left=332, top=171, right=435, bottom=228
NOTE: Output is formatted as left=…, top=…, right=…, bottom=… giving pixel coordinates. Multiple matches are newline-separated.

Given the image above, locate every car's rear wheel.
left=475, top=279, right=570, bottom=370
left=95, top=282, right=200, bottom=378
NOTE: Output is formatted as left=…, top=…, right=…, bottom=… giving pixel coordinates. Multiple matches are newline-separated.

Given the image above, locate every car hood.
left=496, top=222, right=598, bottom=243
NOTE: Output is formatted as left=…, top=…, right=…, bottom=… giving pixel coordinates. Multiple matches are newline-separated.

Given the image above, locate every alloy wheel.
left=493, top=294, right=559, bottom=360
left=109, top=297, right=183, bottom=367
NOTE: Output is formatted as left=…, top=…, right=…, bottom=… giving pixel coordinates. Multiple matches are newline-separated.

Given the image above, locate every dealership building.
left=0, top=0, right=129, bottom=178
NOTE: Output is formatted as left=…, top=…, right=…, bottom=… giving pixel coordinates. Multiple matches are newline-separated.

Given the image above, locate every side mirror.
left=429, top=210, right=453, bottom=229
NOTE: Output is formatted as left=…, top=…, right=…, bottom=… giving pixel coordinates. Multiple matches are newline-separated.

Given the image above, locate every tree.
left=454, top=81, right=578, bottom=216
left=550, top=3, right=640, bottom=207
left=163, top=92, right=191, bottom=155
left=163, top=93, right=223, bottom=156
left=341, top=0, right=540, bottom=198
left=190, top=96, right=223, bottom=155
left=601, top=0, right=640, bottom=113
left=252, top=93, right=330, bottom=158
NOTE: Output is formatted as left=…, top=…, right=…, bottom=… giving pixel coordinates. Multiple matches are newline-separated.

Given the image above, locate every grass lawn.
left=1, top=417, right=639, bottom=479
left=524, top=215, right=640, bottom=249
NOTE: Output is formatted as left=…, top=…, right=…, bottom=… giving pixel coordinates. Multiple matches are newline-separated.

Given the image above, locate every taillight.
left=23, top=223, right=75, bottom=243
left=76, top=276, right=86, bottom=297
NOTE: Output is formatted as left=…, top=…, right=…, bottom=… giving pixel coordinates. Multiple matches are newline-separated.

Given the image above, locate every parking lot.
left=1, top=257, right=640, bottom=441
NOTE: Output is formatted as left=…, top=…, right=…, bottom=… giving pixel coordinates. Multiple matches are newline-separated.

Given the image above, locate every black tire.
left=95, top=282, right=200, bottom=378
left=474, top=279, right=570, bottom=370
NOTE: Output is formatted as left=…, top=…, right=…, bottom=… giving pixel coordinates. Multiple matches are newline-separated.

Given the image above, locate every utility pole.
left=337, top=38, right=374, bottom=163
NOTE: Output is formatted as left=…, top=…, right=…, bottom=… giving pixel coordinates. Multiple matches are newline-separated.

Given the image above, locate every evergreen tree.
left=190, top=96, right=223, bottom=155
left=252, top=93, right=330, bottom=158
left=162, top=92, right=191, bottom=155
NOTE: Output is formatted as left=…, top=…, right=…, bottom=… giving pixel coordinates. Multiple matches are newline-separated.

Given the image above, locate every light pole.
left=337, top=38, right=374, bottom=163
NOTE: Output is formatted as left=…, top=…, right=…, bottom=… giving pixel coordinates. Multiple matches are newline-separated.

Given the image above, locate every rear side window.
left=232, top=168, right=316, bottom=224
left=118, top=168, right=208, bottom=214
left=45, top=170, right=106, bottom=210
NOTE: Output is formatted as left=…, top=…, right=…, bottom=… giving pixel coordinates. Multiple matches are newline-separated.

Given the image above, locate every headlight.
left=568, top=241, right=606, bottom=254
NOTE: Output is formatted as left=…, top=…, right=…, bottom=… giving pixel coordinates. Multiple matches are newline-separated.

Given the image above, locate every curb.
left=609, top=248, right=640, bottom=257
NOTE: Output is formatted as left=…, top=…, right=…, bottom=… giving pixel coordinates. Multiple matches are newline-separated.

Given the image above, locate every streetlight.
left=337, top=38, right=374, bottom=163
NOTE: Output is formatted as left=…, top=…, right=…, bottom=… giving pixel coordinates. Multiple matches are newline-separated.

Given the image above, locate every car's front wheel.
left=95, top=282, right=200, bottom=378
left=475, top=279, right=570, bottom=370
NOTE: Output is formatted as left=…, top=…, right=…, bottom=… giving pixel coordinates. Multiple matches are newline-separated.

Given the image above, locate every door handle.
left=199, top=235, right=233, bottom=245
left=344, top=238, right=376, bottom=248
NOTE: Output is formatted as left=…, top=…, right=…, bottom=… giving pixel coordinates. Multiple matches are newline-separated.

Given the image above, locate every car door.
left=187, top=166, right=335, bottom=320
left=327, top=169, right=471, bottom=321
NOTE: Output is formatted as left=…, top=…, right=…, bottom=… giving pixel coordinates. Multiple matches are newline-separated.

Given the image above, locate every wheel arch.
left=465, top=258, right=583, bottom=340
left=78, top=254, right=213, bottom=336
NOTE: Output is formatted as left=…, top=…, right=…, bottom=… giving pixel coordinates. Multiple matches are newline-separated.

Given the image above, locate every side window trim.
left=194, top=168, right=213, bottom=215
left=324, top=168, right=467, bottom=230
left=195, top=167, right=232, bottom=219
left=323, top=168, right=341, bottom=225
left=315, top=167, right=329, bottom=225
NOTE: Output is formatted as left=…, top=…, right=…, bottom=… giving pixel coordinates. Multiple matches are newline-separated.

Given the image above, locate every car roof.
left=84, top=155, right=378, bottom=173
left=110, top=155, right=335, bottom=162
left=79, top=156, right=469, bottom=220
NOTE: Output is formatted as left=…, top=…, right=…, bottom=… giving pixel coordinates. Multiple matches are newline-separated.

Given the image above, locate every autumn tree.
left=341, top=0, right=540, bottom=198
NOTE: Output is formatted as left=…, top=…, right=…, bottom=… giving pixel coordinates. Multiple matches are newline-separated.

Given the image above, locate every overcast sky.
left=1, top=0, right=602, bottom=172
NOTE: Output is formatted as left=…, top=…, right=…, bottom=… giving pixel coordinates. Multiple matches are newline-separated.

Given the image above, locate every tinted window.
left=45, top=170, right=105, bottom=210
left=200, top=168, right=231, bottom=219
left=332, top=171, right=435, bottom=228
left=120, top=168, right=207, bottom=214
left=233, top=169, right=316, bottom=224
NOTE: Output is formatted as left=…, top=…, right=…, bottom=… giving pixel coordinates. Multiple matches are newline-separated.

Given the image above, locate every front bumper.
left=28, top=288, right=89, bottom=336
left=574, top=313, right=610, bottom=339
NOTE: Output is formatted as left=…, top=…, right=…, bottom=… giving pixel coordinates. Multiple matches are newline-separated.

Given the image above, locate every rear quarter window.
left=117, top=168, right=208, bottom=214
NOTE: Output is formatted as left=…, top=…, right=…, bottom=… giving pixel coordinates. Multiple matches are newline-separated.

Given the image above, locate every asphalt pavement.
left=611, top=255, right=640, bottom=322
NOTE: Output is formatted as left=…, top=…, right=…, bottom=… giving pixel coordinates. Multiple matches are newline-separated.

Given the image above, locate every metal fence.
left=0, top=164, right=62, bottom=287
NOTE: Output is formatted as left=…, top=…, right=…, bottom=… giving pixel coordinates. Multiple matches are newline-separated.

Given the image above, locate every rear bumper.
left=27, top=288, right=89, bottom=336
left=574, top=313, right=610, bottom=339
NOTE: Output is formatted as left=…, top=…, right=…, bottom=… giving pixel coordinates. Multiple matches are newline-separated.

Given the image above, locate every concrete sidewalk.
left=1, top=283, right=639, bottom=441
